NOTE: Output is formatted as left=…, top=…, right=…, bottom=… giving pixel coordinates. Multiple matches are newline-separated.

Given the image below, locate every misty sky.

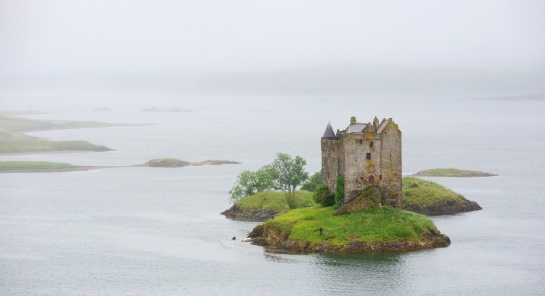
left=1, top=0, right=544, bottom=77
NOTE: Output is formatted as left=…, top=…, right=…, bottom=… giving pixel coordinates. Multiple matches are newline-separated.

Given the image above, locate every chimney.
left=350, top=116, right=356, bottom=124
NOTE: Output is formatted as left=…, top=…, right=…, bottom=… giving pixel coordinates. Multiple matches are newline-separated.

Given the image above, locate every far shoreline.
left=0, top=159, right=240, bottom=173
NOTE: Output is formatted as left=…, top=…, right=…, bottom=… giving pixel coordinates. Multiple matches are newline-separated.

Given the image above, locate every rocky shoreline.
left=221, top=205, right=277, bottom=221
left=403, top=198, right=482, bottom=215
left=248, top=224, right=450, bottom=253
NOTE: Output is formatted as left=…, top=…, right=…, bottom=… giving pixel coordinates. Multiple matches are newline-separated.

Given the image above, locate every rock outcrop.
left=221, top=205, right=278, bottom=222
left=403, top=198, right=482, bottom=215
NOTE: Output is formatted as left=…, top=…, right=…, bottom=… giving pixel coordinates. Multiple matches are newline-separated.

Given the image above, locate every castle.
left=321, top=116, right=402, bottom=208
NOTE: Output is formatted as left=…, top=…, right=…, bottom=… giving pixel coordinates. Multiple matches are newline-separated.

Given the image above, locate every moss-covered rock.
left=333, top=185, right=382, bottom=215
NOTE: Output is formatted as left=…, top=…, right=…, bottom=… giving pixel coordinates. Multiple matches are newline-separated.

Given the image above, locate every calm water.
left=1, top=94, right=545, bottom=295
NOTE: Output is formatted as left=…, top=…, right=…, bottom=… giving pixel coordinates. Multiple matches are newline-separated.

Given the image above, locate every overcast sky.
left=1, top=0, right=544, bottom=77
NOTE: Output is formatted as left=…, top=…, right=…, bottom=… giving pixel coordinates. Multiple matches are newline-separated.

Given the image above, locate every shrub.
left=335, top=172, right=344, bottom=206
left=313, top=183, right=336, bottom=206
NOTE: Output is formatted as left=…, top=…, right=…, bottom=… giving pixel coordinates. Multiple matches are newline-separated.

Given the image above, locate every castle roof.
left=377, top=118, right=390, bottom=133
left=347, top=123, right=367, bottom=133
left=322, top=122, right=337, bottom=138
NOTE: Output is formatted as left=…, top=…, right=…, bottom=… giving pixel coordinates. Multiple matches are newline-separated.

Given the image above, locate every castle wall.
left=379, top=121, right=402, bottom=207
left=342, top=133, right=381, bottom=201
left=321, top=138, right=340, bottom=192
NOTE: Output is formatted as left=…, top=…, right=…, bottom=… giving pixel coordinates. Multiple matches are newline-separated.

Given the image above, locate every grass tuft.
left=402, top=176, right=463, bottom=206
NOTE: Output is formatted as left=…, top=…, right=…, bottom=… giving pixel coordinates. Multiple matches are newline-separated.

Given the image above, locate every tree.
left=301, top=171, right=322, bottom=192
left=228, top=167, right=274, bottom=203
left=269, top=153, right=309, bottom=209
left=335, top=172, right=344, bottom=206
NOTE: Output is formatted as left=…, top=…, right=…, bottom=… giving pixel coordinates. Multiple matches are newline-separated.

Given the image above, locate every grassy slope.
left=0, top=115, right=112, bottom=153
left=267, top=206, right=436, bottom=245
left=402, top=176, right=463, bottom=206
left=236, top=190, right=315, bottom=212
left=0, top=161, right=74, bottom=170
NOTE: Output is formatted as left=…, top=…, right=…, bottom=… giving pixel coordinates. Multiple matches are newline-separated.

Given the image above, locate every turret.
left=322, top=122, right=337, bottom=139
left=373, top=116, right=379, bottom=129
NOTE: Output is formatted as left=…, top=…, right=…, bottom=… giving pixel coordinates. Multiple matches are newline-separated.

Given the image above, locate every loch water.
left=1, top=94, right=544, bottom=295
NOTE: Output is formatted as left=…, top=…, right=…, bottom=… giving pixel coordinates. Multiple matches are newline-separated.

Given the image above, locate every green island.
left=413, top=168, right=496, bottom=177
left=248, top=206, right=449, bottom=253
left=0, top=161, right=75, bottom=170
left=0, top=114, right=114, bottom=153
left=223, top=176, right=481, bottom=219
left=145, top=158, right=190, bottom=167
left=402, top=177, right=481, bottom=215
left=221, top=190, right=315, bottom=221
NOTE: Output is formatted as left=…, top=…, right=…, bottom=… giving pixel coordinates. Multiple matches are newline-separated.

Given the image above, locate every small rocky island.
left=226, top=116, right=456, bottom=254
left=248, top=206, right=450, bottom=253
left=413, top=168, right=497, bottom=177
left=402, top=177, right=481, bottom=215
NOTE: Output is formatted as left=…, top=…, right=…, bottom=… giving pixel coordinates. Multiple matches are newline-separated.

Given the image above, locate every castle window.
left=369, top=175, right=375, bottom=184
left=360, top=177, right=364, bottom=183
left=366, top=153, right=371, bottom=160
left=359, top=140, right=363, bottom=144
left=369, top=141, right=373, bottom=148
left=379, top=175, right=382, bottom=180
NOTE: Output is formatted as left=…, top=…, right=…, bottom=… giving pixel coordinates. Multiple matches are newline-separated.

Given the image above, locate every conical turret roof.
left=322, top=122, right=337, bottom=138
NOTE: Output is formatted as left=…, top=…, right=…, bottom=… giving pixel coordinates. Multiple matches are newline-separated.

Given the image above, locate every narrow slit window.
left=369, top=141, right=373, bottom=148
left=359, top=140, right=363, bottom=144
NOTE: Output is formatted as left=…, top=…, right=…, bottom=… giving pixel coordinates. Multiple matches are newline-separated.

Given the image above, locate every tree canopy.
left=301, top=171, right=322, bottom=192
left=228, top=153, right=309, bottom=208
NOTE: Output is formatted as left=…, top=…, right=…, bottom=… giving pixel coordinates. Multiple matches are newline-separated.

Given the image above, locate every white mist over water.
left=1, top=94, right=545, bottom=295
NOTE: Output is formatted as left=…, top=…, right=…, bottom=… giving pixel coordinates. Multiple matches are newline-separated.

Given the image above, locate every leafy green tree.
left=228, top=167, right=274, bottom=203
left=255, top=165, right=275, bottom=192
left=335, top=172, right=344, bottom=206
left=269, top=153, right=309, bottom=209
left=301, top=171, right=322, bottom=192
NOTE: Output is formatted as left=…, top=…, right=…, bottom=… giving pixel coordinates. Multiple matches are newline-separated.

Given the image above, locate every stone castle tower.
left=321, top=116, right=402, bottom=208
